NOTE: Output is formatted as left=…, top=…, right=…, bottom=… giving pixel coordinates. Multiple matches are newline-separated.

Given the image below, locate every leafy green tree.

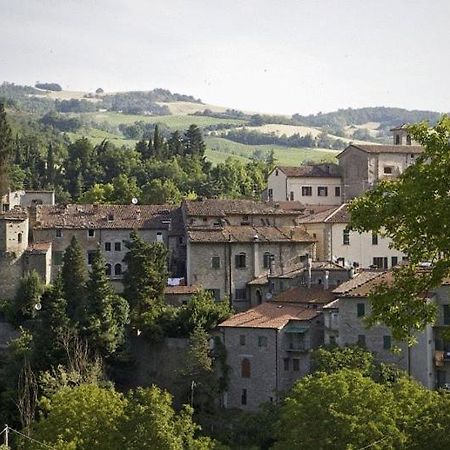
left=82, top=248, right=129, bottom=356
left=275, top=369, right=404, bottom=450
left=11, top=270, right=45, bottom=325
left=78, top=183, right=114, bottom=204
left=349, top=117, right=450, bottom=342
left=61, top=236, right=87, bottom=322
left=141, top=178, right=182, bottom=205
left=168, top=130, right=184, bottom=156
left=0, top=102, right=13, bottom=207
left=31, top=384, right=126, bottom=450
left=122, top=231, right=168, bottom=329
left=111, top=174, right=141, bottom=204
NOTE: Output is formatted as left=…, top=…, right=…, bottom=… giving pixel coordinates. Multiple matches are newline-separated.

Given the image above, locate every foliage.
left=0, top=102, right=13, bottom=199
left=275, top=369, right=404, bottom=450
left=35, top=82, right=62, bottom=91
left=349, top=117, right=450, bottom=342
left=82, top=248, right=129, bottom=356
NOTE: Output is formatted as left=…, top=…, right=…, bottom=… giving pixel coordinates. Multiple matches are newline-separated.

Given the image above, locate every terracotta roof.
left=34, top=204, right=183, bottom=233
left=338, top=144, right=422, bottom=157
left=277, top=164, right=341, bottom=178
left=274, top=286, right=336, bottom=304
left=164, top=285, right=200, bottom=295
left=187, top=225, right=315, bottom=243
left=298, top=204, right=349, bottom=224
left=26, top=242, right=52, bottom=254
left=183, top=199, right=305, bottom=217
left=323, top=298, right=340, bottom=309
left=219, top=301, right=320, bottom=329
left=0, top=207, right=28, bottom=221
left=332, top=271, right=389, bottom=297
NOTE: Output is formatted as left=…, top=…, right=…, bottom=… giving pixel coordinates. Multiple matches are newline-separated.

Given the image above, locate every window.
left=156, top=232, right=163, bottom=242
left=258, top=336, right=268, bottom=347
left=383, top=335, right=392, bottom=350
left=293, top=358, right=300, bottom=371
left=268, top=188, right=273, bottom=200
left=105, top=264, right=111, bottom=276
left=235, top=253, right=246, bottom=268
left=105, top=242, right=111, bottom=251
left=211, top=256, right=220, bottom=269
left=289, top=191, right=294, bottom=201
left=275, top=169, right=279, bottom=176
left=206, top=289, right=221, bottom=301
left=52, top=251, right=63, bottom=266
left=235, top=289, right=247, bottom=301
left=406, top=135, right=412, bottom=145
left=329, top=335, right=337, bottom=345
left=301, top=186, right=312, bottom=196
left=395, top=134, right=400, bottom=145
left=263, top=252, right=273, bottom=269
left=373, top=257, right=388, bottom=269
left=241, top=358, right=251, bottom=378
left=107, top=213, right=114, bottom=222
left=318, top=186, right=328, bottom=197
left=343, top=229, right=350, bottom=245
left=444, top=305, right=450, bottom=325
left=391, top=256, right=398, bottom=267
left=55, top=229, right=63, bottom=238
left=114, top=263, right=122, bottom=276
left=283, top=358, right=290, bottom=371
left=241, top=389, right=247, bottom=405
left=357, top=303, right=365, bottom=317
left=17, top=232, right=22, bottom=243
left=357, top=334, right=366, bottom=347
left=335, top=186, right=341, bottom=197
left=384, top=166, right=393, bottom=175
left=87, top=251, right=96, bottom=265
left=88, top=229, right=95, bottom=238
left=372, top=232, right=378, bottom=245
left=240, top=335, right=246, bottom=346
left=114, top=242, right=121, bottom=252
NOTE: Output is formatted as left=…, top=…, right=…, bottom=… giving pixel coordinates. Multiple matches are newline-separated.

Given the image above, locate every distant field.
left=81, top=112, right=247, bottom=129
left=155, top=101, right=228, bottom=116
left=66, top=129, right=138, bottom=147
left=205, top=137, right=337, bottom=166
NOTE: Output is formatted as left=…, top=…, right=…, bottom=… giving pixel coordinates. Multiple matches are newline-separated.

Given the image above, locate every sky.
left=0, top=0, right=449, bottom=115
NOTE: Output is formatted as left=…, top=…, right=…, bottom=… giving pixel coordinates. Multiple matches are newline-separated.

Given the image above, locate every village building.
left=267, top=164, right=342, bottom=205
left=32, top=204, right=185, bottom=291
left=1, top=189, right=55, bottom=211
left=299, top=203, right=405, bottom=270
left=217, top=300, right=324, bottom=410
left=183, top=199, right=317, bottom=309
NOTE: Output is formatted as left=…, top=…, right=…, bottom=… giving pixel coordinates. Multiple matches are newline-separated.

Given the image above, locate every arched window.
left=17, top=233, right=22, bottom=244
left=114, top=263, right=122, bottom=276
left=105, top=264, right=112, bottom=276
left=241, top=358, right=251, bottom=378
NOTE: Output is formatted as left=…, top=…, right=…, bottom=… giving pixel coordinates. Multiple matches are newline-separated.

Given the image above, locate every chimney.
left=136, top=208, right=141, bottom=220
left=324, top=270, right=329, bottom=290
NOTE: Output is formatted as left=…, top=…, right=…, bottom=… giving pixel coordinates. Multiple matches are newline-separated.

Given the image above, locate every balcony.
left=285, top=342, right=308, bottom=352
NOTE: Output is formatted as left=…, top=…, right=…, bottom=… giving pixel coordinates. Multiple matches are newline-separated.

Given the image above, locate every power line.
left=3, top=425, right=58, bottom=450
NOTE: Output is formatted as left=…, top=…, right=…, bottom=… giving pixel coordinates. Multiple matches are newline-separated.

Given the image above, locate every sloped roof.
left=187, top=225, right=315, bottom=243
left=183, top=199, right=304, bottom=217
left=34, top=204, right=183, bottom=233
left=332, top=271, right=389, bottom=297
left=277, top=165, right=341, bottom=178
left=274, top=286, right=336, bottom=304
left=338, top=144, right=422, bottom=158
left=0, top=207, right=28, bottom=221
left=298, top=204, right=349, bottom=224
left=219, top=302, right=320, bottom=329
left=26, top=242, right=52, bottom=254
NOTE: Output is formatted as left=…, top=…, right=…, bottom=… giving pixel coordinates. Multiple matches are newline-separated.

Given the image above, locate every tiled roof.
left=219, top=301, right=320, bottom=329
left=332, top=271, right=389, bottom=297
left=187, top=225, right=315, bottom=243
left=274, top=286, right=336, bottom=304
left=164, top=285, right=200, bottom=295
left=34, top=204, right=183, bottom=233
left=298, top=204, right=349, bottom=224
left=323, top=298, right=340, bottom=309
left=26, top=242, right=52, bottom=254
left=183, top=199, right=305, bottom=217
left=0, top=207, right=28, bottom=221
left=339, top=144, right=422, bottom=157
left=277, top=164, right=341, bottom=178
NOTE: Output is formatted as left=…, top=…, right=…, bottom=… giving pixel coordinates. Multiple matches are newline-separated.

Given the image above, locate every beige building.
left=267, top=164, right=342, bottom=205
left=183, top=199, right=316, bottom=309
left=1, top=190, right=55, bottom=212
left=299, top=203, right=405, bottom=270
left=32, top=204, right=185, bottom=291
left=218, top=301, right=324, bottom=410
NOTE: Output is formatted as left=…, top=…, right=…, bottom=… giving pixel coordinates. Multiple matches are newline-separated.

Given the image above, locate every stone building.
left=1, top=189, right=55, bottom=211
left=217, top=301, right=324, bottom=410
left=267, top=164, right=342, bottom=205
left=299, top=203, right=405, bottom=269
left=183, top=199, right=316, bottom=309
left=32, top=204, right=185, bottom=291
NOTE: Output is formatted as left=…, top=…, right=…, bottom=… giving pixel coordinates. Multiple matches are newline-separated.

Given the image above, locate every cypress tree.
left=61, top=236, right=87, bottom=323
left=0, top=103, right=13, bottom=208
left=46, top=143, right=55, bottom=187
left=153, top=124, right=163, bottom=159
left=184, top=125, right=206, bottom=158
left=83, top=248, right=129, bottom=356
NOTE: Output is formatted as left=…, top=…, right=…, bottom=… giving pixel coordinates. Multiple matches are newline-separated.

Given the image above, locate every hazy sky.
left=1, top=0, right=449, bottom=115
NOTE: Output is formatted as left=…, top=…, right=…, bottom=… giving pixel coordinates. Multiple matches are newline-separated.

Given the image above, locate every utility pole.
left=4, top=424, right=8, bottom=448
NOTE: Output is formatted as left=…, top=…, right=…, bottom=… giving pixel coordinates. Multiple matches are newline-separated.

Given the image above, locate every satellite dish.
left=131, top=197, right=138, bottom=205
left=34, top=303, right=42, bottom=311
left=265, top=292, right=273, bottom=300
